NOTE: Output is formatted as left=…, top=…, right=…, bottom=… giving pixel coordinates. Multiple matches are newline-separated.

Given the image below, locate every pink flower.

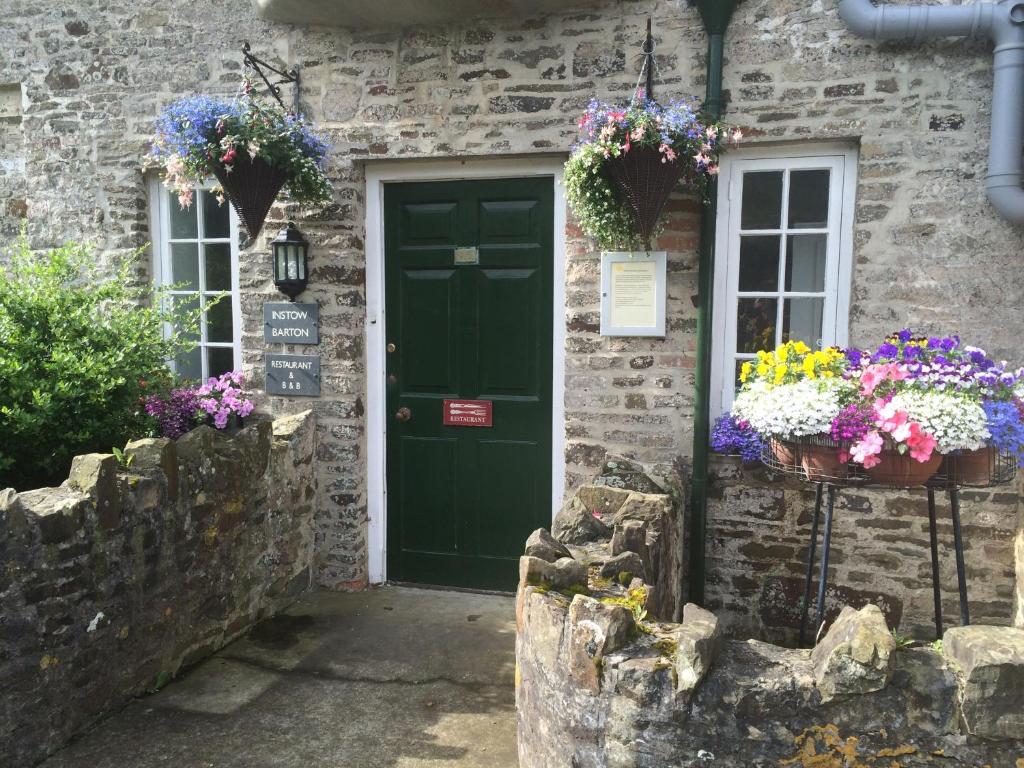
left=631, top=125, right=645, bottom=141
left=238, top=400, right=255, bottom=418
left=860, top=363, right=908, bottom=396
left=850, top=430, right=883, bottom=468
left=214, top=407, right=230, bottom=429
left=199, top=397, right=218, bottom=415
left=906, top=423, right=937, bottom=462
left=222, top=148, right=237, bottom=165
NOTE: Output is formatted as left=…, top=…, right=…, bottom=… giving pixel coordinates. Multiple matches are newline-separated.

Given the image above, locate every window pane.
left=788, top=170, right=830, bottom=229
left=785, top=234, right=827, bottom=292
left=207, top=347, right=235, bottom=379
left=737, top=297, right=777, bottom=353
left=783, top=297, right=825, bottom=348
left=169, top=191, right=198, bottom=239
left=741, top=171, right=783, bottom=230
left=202, top=191, right=230, bottom=239
left=172, top=294, right=200, bottom=342
left=204, top=242, right=231, bottom=291
left=175, top=346, right=202, bottom=382
left=170, top=242, right=199, bottom=290
left=738, top=235, right=780, bottom=292
left=205, top=294, right=233, bottom=343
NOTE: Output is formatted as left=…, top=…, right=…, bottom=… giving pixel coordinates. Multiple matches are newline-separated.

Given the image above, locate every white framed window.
left=148, top=179, right=243, bottom=381
left=711, top=144, right=858, bottom=416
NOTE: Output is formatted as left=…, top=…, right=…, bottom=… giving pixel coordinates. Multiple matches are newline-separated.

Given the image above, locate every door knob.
left=395, top=407, right=412, bottom=422
left=387, top=342, right=396, bottom=353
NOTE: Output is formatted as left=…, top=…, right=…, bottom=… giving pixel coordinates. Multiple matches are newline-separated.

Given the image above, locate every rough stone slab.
left=598, top=550, right=645, bottom=583
left=610, top=518, right=645, bottom=557
left=566, top=595, right=635, bottom=693
left=524, top=528, right=571, bottom=563
left=811, top=604, right=895, bottom=703
left=14, top=487, right=89, bottom=545
left=674, top=603, right=722, bottom=693
left=124, top=437, right=178, bottom=501
left=67, top=453, right=122, bottom=529
left=592, top=458, right=665, bottom=495
left=612, top=491, right=673, bottom=526
left=552, top=494, right=611, bottom=545
left=944, top=624, right=1024, bottom=739
left=519, top=555, right=587, bottom=591
left=576, top=485, right=632, bottom=519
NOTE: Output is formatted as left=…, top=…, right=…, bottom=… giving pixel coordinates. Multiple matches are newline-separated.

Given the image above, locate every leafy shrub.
left=0, top=235, right=200, bottom=490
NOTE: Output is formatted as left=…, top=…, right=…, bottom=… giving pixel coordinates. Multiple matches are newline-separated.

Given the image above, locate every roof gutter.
left=839, top=0, right=1024, bottom=223
left=688, top=0, right=740, bottom=608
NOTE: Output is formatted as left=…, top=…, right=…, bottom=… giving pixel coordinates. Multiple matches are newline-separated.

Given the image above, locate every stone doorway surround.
left=363, top=156, right=569, bottom=584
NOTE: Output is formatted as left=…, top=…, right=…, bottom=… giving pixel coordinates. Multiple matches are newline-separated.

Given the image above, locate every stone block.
left=593, top=457, right=664, bottom=494
left=124, top=437, right=178, bottom=501
left=567, top=595, right=635, bottom=693
left=524, top=528, right=571, bottom=563
left=811, top=604, right=895, bottom=703
left=610, top=518, right=645, bottom=557
left=519, top=555, right=587, bottom=592
left=552, top=494, right=611, bottom=545
left=674, top=603, right=722, bottom=693
left=944, top=625, right=1024, bottom=739
left=16, top=488, right=89, bottom=545
left=613, top=491, right=673, bottom=526
left=1016, top=527, right=1023, bottom=629
left=67, top=453, right=122, bottom=529
left=599, top=551, right=645, bottom=584
left=576, top=484, right=632, bottom=519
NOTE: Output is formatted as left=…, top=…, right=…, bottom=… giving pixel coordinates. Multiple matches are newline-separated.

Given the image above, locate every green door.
left=384, top=177, right=554, bottom=591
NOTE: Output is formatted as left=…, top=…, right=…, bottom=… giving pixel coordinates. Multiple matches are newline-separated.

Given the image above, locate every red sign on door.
left=443, top=399, right=493, bottom=427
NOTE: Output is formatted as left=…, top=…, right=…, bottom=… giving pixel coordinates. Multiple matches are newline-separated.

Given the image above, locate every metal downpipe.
left=689, top=0, right=739, bottom=607
left=839, top=0, right=1024, bottom=223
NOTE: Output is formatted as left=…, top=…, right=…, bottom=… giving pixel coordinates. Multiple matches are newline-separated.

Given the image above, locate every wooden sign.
left=264, top=302, right=319, bottom=344
left=443, top=399, right=493, bottom=427
left=265, top=354, right=320, bottom=397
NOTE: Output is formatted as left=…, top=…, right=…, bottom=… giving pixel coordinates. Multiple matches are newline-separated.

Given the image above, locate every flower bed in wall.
left=517, top=460, right=1024, bottom=767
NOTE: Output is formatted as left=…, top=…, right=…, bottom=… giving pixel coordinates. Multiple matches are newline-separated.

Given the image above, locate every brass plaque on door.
left=454, top=247, right=479, bottom=265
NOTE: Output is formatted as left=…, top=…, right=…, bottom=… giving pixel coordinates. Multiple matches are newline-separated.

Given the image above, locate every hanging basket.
left=212, top=156, right=290, bottom=241
left=604, top=146, right=684, bottom=247
left=864, top=450, right=942, bottom=488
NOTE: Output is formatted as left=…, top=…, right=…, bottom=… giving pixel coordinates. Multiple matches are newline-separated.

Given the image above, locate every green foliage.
left=0, top=234, right=201, bottom=490
left=891, top=630, right=915, bottom=649
left=111, top=446, right=134, bottom=469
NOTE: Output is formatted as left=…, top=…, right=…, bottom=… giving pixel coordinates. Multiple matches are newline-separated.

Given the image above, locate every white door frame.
left=364, top=156, right=568, bottom=584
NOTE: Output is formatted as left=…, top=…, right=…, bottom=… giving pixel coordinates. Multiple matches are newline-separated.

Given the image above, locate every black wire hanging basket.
left=213, top=156, right=289, bottom=241
left=605, top=18, right=684, bottom=249
left=605, top=146, right=685, bottom=247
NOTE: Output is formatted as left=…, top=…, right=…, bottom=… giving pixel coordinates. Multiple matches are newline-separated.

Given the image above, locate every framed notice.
left=600, top=251, right=667, bottom=337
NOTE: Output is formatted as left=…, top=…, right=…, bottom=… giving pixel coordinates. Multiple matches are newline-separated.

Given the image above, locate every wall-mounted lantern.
left=271, top=221, right=309, bottom=301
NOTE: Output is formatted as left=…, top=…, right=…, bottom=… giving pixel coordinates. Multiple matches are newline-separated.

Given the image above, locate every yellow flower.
left=802, top=356, right=816, bottom=376
left=793, top=341, right=810, bottom=355
left=774, top=363, right=787, bottom=384
left=740, top=361, right=753, bottom=382
left=776, top=345, right=789, bottom=362
left=756, top=363, right=770, bottom=376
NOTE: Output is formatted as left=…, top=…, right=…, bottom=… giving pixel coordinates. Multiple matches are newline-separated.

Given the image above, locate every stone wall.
left=1, top=0, right=1022, bottom=600
left=707, top=456, right=1022, bottom=643
left=0, top=412, right=317, bottom=768
left=519, top=478, right=1024, bottom=767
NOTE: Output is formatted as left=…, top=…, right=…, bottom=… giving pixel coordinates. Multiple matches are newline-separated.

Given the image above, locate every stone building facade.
left=1, top=0, right=1022, bottom=637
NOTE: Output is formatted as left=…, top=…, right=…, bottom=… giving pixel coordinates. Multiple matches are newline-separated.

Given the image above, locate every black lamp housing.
left=271, top=221, right=309, bottom=301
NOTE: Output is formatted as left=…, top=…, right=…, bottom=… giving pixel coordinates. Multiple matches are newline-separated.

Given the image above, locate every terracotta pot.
left=942, top=446, right=996, bottom=486
left=801, top=442, right=848, bottom=482
left=864, top=450, right=942, bottom=488
left=770, top=439, right=797, bottom=469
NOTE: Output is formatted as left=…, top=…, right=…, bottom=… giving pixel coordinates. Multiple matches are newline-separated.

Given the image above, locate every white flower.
left=732, top=379, right=852, bottom=439
left=889, top=391, right=990, bottom=453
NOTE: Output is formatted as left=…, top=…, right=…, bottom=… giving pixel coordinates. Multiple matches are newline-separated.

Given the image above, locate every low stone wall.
left=0, top=412, right=317, bottom=767
left=706, top=456, right=1021, bottom=643
left=517, top=464, right=1024, bottom=767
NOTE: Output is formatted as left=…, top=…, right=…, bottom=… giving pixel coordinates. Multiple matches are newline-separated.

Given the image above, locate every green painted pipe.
left=689, top=0, right=740, bottom=606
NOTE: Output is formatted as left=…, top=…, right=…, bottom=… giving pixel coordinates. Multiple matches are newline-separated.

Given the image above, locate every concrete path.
left=40, top=587, right=518, bottom=768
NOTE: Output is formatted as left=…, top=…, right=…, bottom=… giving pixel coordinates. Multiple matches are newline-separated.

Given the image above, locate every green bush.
left=0, top=235, right=200, bottom=490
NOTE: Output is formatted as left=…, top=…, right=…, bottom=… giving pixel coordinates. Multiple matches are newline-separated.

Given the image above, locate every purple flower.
left=214, top=407, right=230, bottom=429
left=896, top=329, right=912, bottom=343
left=711, top=414, right=764, bottom=463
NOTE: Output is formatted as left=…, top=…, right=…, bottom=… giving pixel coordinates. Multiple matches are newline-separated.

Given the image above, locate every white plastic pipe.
left=839, top=0, right=1024, bottom=224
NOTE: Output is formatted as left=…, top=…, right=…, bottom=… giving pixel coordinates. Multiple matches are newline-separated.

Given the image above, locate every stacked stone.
left=516, top=462, right=1024, bottom=767
left=0, top=412, right=318, bottom=767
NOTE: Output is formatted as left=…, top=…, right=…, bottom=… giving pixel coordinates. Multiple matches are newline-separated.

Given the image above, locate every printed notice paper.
left=609, top=260, right=658, bottom=329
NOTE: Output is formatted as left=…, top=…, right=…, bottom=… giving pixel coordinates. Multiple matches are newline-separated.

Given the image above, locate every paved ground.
left=40, top=586, right=518, bottom=768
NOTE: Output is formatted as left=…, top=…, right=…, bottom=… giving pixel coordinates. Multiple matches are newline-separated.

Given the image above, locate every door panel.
left=385, top=177, right=554, bottom=591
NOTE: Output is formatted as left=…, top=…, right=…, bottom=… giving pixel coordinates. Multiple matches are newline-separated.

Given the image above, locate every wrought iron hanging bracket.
left=242, top=42, right=301, bottom=114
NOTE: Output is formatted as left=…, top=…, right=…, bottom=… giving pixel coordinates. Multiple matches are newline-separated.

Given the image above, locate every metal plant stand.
left=761, top=437, right=1016, bottom=647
